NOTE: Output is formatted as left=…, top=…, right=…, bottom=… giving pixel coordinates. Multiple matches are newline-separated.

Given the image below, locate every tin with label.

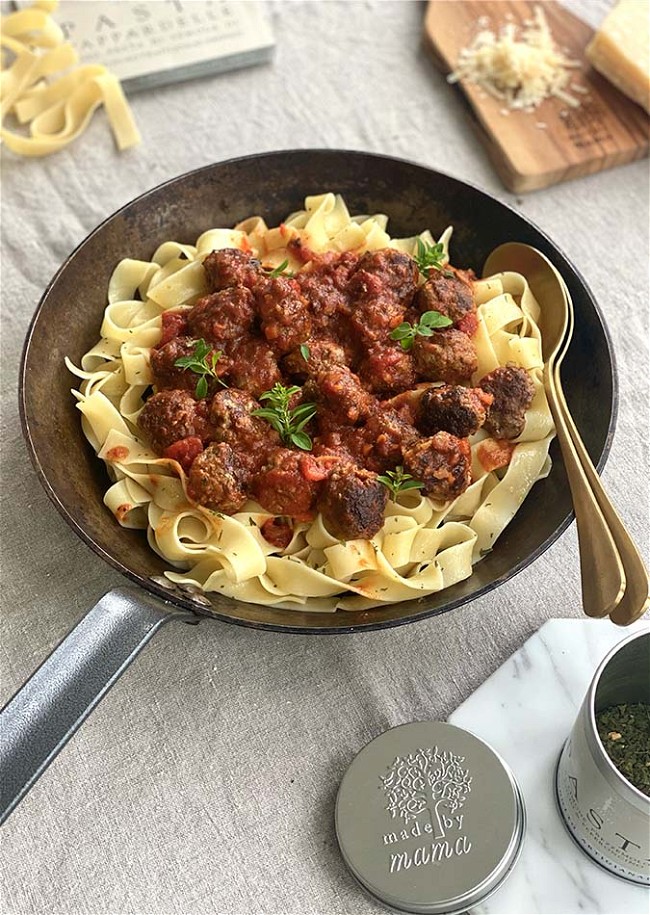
left=335, top=720, right=525, bottom=914
left=556, top=629, right=650, bottom=886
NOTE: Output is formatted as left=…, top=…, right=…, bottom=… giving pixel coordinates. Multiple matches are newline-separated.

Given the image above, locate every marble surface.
left=449, top=619, right=650, bottom=915
left=1, top=0, right=648, bottom=913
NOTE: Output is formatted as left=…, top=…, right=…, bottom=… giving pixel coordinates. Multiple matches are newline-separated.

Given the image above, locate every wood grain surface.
left=425, top=0, right=650, bottom=192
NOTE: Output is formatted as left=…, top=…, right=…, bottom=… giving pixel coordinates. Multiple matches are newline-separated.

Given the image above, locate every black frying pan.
left=1, top=150, right=617, bottom=824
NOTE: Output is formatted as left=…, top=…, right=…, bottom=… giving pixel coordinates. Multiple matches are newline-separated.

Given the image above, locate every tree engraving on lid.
left=380, top=746, right=472, bottom=840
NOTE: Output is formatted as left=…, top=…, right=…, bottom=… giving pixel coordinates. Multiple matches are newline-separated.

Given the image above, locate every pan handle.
left=0, top=587, right=198, bottom=825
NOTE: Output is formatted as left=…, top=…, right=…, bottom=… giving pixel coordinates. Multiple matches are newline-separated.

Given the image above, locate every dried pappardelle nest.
left=67, top=193, right=555, bottom=612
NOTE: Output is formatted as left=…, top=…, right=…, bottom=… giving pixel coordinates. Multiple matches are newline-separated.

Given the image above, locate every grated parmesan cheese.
left=448, top=6, right=583, bottom=111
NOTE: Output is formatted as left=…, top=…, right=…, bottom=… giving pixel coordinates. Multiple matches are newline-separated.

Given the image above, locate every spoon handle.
left=545, top=368, right=626, bottom=617
left=554, top=378, right=649, bottom=626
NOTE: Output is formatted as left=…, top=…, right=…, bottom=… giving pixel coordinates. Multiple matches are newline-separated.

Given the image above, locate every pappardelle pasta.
left=67, top=193, right=555, bottom=612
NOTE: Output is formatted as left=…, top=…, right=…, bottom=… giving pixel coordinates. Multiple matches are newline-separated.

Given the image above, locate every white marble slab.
left=449, top=618, right=650, bottom=915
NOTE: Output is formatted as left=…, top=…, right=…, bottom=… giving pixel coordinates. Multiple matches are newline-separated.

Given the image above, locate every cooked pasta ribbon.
left=0, top=0, right=140, bottom=156
left=69, top=194, right=555, bottom=611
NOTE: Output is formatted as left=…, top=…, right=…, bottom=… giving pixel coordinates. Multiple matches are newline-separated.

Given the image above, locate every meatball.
left=357, top=342, right=416, bottom=396
left=306, top=365, right=373, bottom=429
left=254, top=276, right=312, bottom=356
left=203, top=248, right=261, bottom=291
left=151, top=336, right=228, bottom=394
left=296, top=251, right=359, bottom=319
left=319, top=466, right=388, bottom=540
left=412, top=328, right=477, bottom=384
left=381, top=385, right=431, bottom=425
left=282, top=340, right=347, bottom=379
left=402, top=433, right=472, bottom=502
left=209, top=388, right=278, bottom=451
left=188, top=442, right=247, bottom=513
left=138, top=390, right=208, bottom=454
left=228, top=337, right=282, bottom=398
left=348, top=250, right=419, bottom=345
left=363, top=406, right=417, bottom=471
left=415, top=270, right=476, bottom=327
left=418, top=384, right=493, bottom=438
left=479, top=364, right=535, bottom=440
left=312, top=428, right=372, bottom=469
left=187, top=287, right=255, bottom=344
left=251, top=449, right=320, bottom=518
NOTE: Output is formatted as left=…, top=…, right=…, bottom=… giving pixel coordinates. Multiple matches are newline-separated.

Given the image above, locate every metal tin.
left=335, top=721, right=525, bottom=914
left=556, top=630, right=650, bottom=886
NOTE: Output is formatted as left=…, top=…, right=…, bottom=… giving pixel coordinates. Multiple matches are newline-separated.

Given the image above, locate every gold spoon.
left=552, top=275, right=649, bottom=626
left=483, top=243, right=629, bottom=620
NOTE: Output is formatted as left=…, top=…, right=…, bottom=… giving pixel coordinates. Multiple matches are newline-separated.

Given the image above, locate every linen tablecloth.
left=1, top=2, right=648, bottom=913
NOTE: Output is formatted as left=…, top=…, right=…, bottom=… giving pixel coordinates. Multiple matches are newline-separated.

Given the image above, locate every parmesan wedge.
left=586, top=0, right=650, bottom=114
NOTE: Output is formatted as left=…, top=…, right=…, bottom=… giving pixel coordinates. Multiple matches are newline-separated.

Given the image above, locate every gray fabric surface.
left=1, top=1, right=648, bottom=913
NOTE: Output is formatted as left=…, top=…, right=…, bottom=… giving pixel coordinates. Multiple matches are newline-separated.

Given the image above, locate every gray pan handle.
left=0, top=587, right=198, bottom=825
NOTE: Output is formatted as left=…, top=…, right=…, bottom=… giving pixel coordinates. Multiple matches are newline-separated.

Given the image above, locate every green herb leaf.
left=390, top=323, right=413, bottom=341
left=413, top=237, right=446, bottom=279
left=252, top=382, right=317, bottom=450
left=173, top=338, right=226, bottom=398
left=299, top=343, right=310, bottom=361
left=265, top=259, right=294, bottom=278
left=290, top=431, right=312, bottom=451
left=389, top=310, right=452, bottom=350
left=377, top=466, right=425, bottom=500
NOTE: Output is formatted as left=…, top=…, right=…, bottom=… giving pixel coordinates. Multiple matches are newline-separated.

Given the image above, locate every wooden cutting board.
left=425, top=0, right=650, bottom=192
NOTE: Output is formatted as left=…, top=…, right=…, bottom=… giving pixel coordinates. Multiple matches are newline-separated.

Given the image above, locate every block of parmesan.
left=586, top=0, right=650, bottom=114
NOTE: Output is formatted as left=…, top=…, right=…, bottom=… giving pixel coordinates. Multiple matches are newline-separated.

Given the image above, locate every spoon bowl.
left=484, top=242, right=569, bottom=365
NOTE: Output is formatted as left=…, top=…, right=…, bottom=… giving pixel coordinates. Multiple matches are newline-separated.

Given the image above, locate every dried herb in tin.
left=596, top=702, right=650, bottom=796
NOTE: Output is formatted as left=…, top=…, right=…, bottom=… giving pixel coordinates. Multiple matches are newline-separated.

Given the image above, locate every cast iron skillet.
left=1, top=150, right=617, bottom=824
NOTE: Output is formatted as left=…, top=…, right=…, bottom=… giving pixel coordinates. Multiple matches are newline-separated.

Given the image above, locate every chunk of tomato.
left=163, top=436, right=203, bottom=474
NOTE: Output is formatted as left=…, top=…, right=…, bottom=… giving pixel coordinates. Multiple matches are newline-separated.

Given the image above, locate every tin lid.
left=335, top=721, right=525, bottom=915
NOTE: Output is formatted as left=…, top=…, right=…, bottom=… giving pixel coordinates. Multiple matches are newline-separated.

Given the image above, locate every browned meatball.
left=418, top=384, right=493, bottom=438
left=412, top=328, right=477, bottom=384
left=479, top=364, right=535, bottom=440
left=381, top=385, right=431, bottom=425
left=151, top=336, right=229, bottom=394
left=357, top=342, right=417, bottom=396
left=282, top=340, right=347, bottom=378
left=363, top=406, right=417, bottom=471
left=138, top=390, right=209, bottom=454
left=319, top=466, right=388, bottom=540
left=306, top=365, right=373, bottom=429
left=209, top=389, right=278, bottom=450
left=349, top=250, right=418, bottom=344
left=187, top=287, right=255, bottom=345
left=415, top=271, right=476, bottom=326
left=188, top=442, right=247, bottom=513
left=402, top=433, right=472, bottom=502
left=349, top=249, right=418, bottom=306
left=251, top=449, right=320, bottom=518
left=203, top=248, right=261, bottom=292
left=296, top=251, right=359, bottom=318
left=228, top=337, right=282, bottom=398
left=255, top=276, right=312, bottom=356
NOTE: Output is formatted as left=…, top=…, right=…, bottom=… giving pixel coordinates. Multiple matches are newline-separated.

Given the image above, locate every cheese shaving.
left=448, top=6, right=582, bottom=111
left=0, top=0, right=140, bottom=156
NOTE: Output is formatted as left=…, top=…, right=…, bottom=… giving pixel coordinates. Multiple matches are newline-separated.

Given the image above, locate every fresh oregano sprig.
left=173, top=338, right=226, bottom=398
left=390, top=310, right=453, bottom=351
left=252, top=383, right=317, bottom=451
left=264, top=259, right=294, bottom=278
left=413, top=237, right=447, bottom=278
left=377, top=466, right=424, bottom=500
